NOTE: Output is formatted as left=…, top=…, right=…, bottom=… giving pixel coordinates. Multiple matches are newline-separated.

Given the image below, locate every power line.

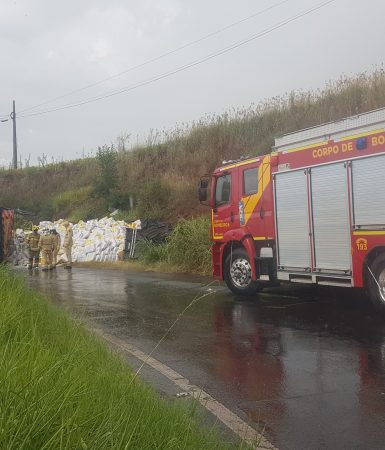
left=18, top=0, right=291, bottom=115
left=19, top=0, right=335, bottom=119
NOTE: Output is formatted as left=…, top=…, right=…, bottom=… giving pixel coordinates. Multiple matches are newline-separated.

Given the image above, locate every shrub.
left=137, top=240, right=168, bottom=265
left=94, top=145, right=118, bottom=206
left=166, top=216, right=212, bottom=273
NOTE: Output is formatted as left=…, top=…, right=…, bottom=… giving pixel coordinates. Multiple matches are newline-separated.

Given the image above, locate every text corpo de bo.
left=312, top=135, right=384, bottom=159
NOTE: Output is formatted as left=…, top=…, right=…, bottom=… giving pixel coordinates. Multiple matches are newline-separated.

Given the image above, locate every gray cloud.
left=0, top=0, right=383, bottom=166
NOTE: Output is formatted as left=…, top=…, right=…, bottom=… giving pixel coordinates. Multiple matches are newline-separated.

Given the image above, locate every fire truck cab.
left=201, top=108, right=385, bottom=310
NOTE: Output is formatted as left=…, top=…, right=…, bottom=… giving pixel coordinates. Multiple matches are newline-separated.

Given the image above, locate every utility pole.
left=11, top=100, right=17, bottom=169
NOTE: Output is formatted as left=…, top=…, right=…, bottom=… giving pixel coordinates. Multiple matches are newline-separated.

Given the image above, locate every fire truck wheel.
left=367, top=253, right=385, bottom=311
left=224, top=248, right=263, bottom=295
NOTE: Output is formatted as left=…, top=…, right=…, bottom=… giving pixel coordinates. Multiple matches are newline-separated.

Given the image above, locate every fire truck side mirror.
left=198, top=178, right=209, bottom=204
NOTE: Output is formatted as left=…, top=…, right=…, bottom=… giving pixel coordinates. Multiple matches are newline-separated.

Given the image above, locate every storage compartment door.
left=275, top=170, right=310, bottom=270
left=311, top=163, right=351, bottom=272
left=352, top=154, right=385, bottom=227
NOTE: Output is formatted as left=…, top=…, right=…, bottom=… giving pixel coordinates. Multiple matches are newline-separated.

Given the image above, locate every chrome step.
left=317, top=280, right=352, bottom=287
left=290, top=277, right=313, bottom=284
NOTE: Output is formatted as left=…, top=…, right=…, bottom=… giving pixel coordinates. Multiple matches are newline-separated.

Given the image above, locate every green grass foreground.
left=0, top=267, right=245, bottom=449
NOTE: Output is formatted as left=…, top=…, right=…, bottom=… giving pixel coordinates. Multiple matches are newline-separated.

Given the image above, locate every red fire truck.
left=199, top=108, right=385, bottom=310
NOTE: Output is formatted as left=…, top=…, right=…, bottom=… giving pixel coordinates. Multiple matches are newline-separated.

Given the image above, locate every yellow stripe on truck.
left=353, top=230, right=385, bottom=236
left=242, top=155, right=271, bottom=226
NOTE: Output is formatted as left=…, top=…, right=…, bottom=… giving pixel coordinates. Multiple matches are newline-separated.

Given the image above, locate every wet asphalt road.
left=23, top=267, right=385, bottom=450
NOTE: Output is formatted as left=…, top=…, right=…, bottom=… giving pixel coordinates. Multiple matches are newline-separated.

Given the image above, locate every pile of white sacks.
left=29, top=217, right=132, bottom=263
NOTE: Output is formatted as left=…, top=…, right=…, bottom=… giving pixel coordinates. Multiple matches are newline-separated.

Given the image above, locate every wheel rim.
left=230, top=257, right=252, bottom=288
left=378, top=267, right=385, bottom=302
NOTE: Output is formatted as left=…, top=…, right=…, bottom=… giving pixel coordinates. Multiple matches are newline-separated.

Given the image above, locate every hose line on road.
left=132, top=280, right=220, bottom=381
left=366, top=263, right=381, bottom=290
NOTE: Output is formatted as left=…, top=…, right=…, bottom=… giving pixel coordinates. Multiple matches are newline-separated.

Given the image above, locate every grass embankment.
left=0, top=267, right=245, bottom=449
left=1, top=70, right=385, bottom=224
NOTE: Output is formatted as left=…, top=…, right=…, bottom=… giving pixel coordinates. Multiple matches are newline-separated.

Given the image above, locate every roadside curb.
left=91, top=327, right=277, bottom=450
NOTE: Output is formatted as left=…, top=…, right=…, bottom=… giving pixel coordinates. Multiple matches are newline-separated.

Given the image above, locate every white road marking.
left=93, top=328, right=278, bottom=450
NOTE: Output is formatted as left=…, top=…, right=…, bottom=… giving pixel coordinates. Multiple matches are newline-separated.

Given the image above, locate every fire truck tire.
left=224, top=248, right=263, bottom=295
left=367, top=253, right=385, bottom=311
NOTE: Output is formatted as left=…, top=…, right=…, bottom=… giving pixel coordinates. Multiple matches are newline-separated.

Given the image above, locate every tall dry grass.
left=1, top=69, right=385, bottom=221
left=116, top=69, right=385, bottom=219
left=0, top=158, right=97, bottom=220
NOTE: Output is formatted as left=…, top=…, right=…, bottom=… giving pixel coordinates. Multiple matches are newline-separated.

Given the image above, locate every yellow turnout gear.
left=63, top=224, right=73, bottom=267
left=52, top=232, right=61, bottom=265
left=26, top=231, right=40, bottom=268
left=39, top=233, right=55, bottom=270
left=26, top=232, right=40, bottom=252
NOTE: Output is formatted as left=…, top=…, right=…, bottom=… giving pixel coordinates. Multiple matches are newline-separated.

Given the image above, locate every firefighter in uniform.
left=51, top=229, right=61, bottom=267
left=39, top=228, right=55, bottom=270
left=63, top=221, right=73, bottom=269
left=26, top=225, right=40, bottom=269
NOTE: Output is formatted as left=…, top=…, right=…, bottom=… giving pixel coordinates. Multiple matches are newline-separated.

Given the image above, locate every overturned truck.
left=0, top=208, right=14, bottom=263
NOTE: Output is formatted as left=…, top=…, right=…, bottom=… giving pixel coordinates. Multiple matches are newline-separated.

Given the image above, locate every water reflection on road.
left=24, top=268, right=385, bottom=450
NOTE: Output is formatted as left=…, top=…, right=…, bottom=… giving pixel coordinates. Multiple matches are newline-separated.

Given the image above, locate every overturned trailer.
left=0, top=208, right=14, bottom=263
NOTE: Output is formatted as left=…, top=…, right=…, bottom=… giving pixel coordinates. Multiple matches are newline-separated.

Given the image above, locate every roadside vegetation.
left=0, top=266, right=247, bottom=449
left=137, top=216, right=212, bottom=275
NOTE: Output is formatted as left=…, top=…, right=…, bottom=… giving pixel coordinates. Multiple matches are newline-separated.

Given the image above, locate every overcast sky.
left=0, top=0, right=384, bottom=166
